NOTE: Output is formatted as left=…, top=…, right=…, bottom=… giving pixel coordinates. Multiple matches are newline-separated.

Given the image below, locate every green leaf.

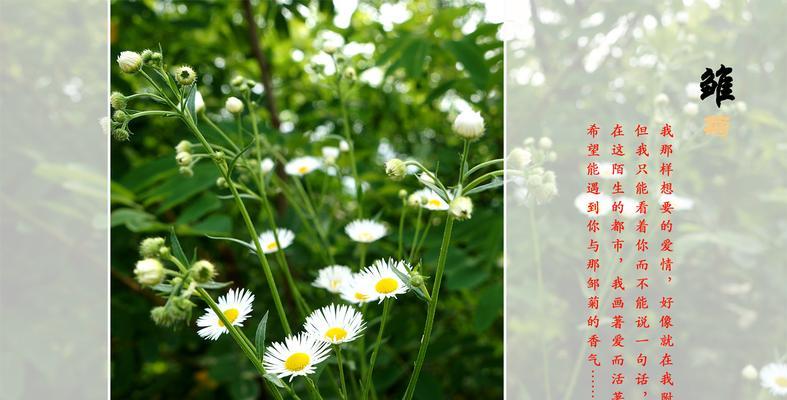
left=263, top=373, right=285, bottom=388
left=444, top=38, right=490, bottom=90
left=446, top=265, right=489, bottom=290
left=473, top=282, right=503, bottom=332
left=176, top=193, right=221, bottom=225
left=255, top=311, right=269, bottom=359
left=464, top=178, right=504, bottom=196
left=198, top=281, right=233, bottom=289
left=169, top=227, right=189, bottom=267
left=185, top=84, right=197, bottom=125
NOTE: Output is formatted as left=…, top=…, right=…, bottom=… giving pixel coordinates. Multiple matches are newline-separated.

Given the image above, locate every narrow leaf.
left=255, top=311, right=269, bottom=359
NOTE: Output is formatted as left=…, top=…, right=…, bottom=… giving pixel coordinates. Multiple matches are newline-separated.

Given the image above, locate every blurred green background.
left=110, top=0, right=502, bottom=399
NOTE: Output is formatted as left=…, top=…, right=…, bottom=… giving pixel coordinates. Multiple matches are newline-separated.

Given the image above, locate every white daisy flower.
left=304, top=304, right=366, bottom=344
left=196, top=288, right=254, bottom=341
left=285, top=156, right=322, bottom=176
left=256, top=228, right=295, bottom=254
left=341, top=176, right=369, bottom=197
left=357, top=259, right=411, bottom=302
left=574, top=192, right=613, bottom=217
left=340, top=275, right=374, bottom=304
left=410, top=188, right=450, bottom=211
left=312, top=265, right=353, bottom=294
left=321, top=146, right=340, bottom=164
left=263, top=333, right=331, bottom=381
left=345, top=219, right=387, bottom=243
left=760, top=362, right=787, bottom=396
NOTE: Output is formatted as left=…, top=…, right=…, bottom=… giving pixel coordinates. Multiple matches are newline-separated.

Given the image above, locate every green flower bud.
left=150, top=52, right=162, bottom=67
left=112, top=128, right=130, bottom=141
left=158, top=246, right=170, bottom=258
left=110, top=92, right=127, bottom=110
left=190, top=260, right=217, bottom=284
left=150, top=306, right=172, bottom=326
left=174, top=66, right=197, bottom=86
left=113, top=110, right=128, bottom=123
left=449, top=196, right=473, bottom=220
left=385, top=158, right=407, bottom=181
left=344, top=67, right=357, bottom=81
left=134, top=258, right=165, bottom=286
left=175, top=140, right=191, bottom=153
left=175, top=151, right=192, bottom=167
left=179, top=166, right=194, bottom=177
left=141, top=49, right=153, bottom=63
left=139, top=237, right=165, bottom=258
left=216, top=177, right=228, bottom=188
left=409, top=271, right=425, bottom=287
left=398, top=189, right=408, bottom=199
left=117, top=51, right=142, bottom=73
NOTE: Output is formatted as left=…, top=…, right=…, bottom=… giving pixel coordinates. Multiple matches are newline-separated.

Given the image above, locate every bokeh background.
left=110, top=1, right=503, bottom=399
left=506, top=0, right=787, bottom=399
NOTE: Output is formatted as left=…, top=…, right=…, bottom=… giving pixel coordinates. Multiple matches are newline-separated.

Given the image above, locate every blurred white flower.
left=683, top=102, right=699, bottom=116
left=318, top=30, right=345, bottom=54
left=742, top=365, right=758, bottom=380
left=260, top=158, right=275, bottom=174
left=312, top=265, right=353, bottom=294
left=345, top=219, right=387, bottom=243
left=508, top=147, right=532, bottom=169
left=285, top=156, right=322, bottom=176
left=322, top=146, right=340, bottom=164
left=538, top=137, right=553, bottom=149
left=760, top=363, right=787, bottom=396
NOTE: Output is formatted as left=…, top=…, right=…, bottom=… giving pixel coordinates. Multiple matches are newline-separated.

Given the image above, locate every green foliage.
left=110, top=1, right=502, bottom=399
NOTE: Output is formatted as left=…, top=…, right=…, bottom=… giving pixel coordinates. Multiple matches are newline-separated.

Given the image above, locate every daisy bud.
left=175, top=140, right=191, bottom=153
left=452, top=109, right=485, bottom=140
left=175, top=151, right=192, bottom=167
left=398, top=189, right=408, bottom=199
left=216, top=177, right=228, bottom=188
left=149, top=52, right=163, bottom=67
left=134, top=258, right=165, bottom=286
left=190, top=260, right=217, bottom=284
left=508, top=147, right=532, bottom=169
left=339, top=140, right=350, bottom=152
left=141, top=49, right=153, bottom=63
left=158, top=246, right=170, bottom=258
left=194, top=90, right=205, bottom=113
left=117, top=51, right=143, bottom=73
left=385, top=158, right=407, bottom=181
left=344, top=67, right=357, bottom=81
left=174, top=66, right=197, bottom=86
left=113, top=110, right=128, bottom=123
left=113, top=128, right=130, bottom=141
left=654, top=93, right=669, bottom=105
left=547, top=151, right=557, bottom=162
left=418, top=172, right=435, bottom=185
left=139, top=237, right=166, bottom=258
left=682, top=102, right=698, bottom=116
left=409, top=271, right=425, bottom=287
left=407, top=193, right=422, bottom=207
left=538, top=137, right=553, bottom=149
left=523, top=137, right=535, bottom=146
left=150, top=306, right=172, bottom=326
left=179, top=166, right=194, bottom=177
left=322, top=146, right=340, bottom=164
left=741, top=365, right=758, bottom=380
left=225, top=96, right=244, bottom=114
left=110, top=91, right=127, bottom=110
left=449, top=196, right=473, bottom=220
left=230, top=75, right=249, bottom=91
left=260, top=157, right=275, bottom=174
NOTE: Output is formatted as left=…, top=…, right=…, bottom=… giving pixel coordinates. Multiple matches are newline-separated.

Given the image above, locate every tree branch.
left=241, top=0, right=281, bottom=129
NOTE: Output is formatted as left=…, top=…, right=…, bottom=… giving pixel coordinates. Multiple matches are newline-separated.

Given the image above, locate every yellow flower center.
left=284, top=352, right=310, bottom=372
left=266, top=241, right=278, bottom=251
left=354, top=292, right=368, bottom=301
left=325, top=327, right=348, bottom=341
left=329, top=279, right=341, bottom=289
left=375, top=277, right=398, bottom=294
left=218, top=308, right=239, bottom=327
left=776, top=376, right=787, bottom=388
left=428, top=199, right=443, bottom=207
left=358, top=231, right=374, bottom=241
left=297, top=166, right=309, bottom=174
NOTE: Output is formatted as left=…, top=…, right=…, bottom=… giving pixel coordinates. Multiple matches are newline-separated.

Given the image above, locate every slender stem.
left=357, top=304, right=368, bottom=396
left=412, top=214, right=433, bottom=266
left=529, top=205, right=552, bottom=400
left=292, top=177, right=334, bottom=264
left=362, top=299, right=392, bottom=400
left=408, top=207, right=424, bottom=263
left=359, top=244, right=367, bottom=271
left=337, top=81, right=363, bottom=217
left=397, top=201, right=407, bottom=259
left=463, top=158, right=504, bottom=180
left=335, top=345, right=348, bottom=400
left=180, top=114, right=291, bottom=335
left=401, top=217, right=455, bottom=400
left=305, top=376, right=324, bottom=400
left=463, top=170, right=506, bottom=193
left=202, top=114, right=241, bottom=152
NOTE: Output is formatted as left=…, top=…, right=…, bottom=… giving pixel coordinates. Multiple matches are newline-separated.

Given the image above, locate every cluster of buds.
left=134, top=236, right=223, bottom=327
left=109, top=91, right=130, bottom=141
left=230, top=75, right=257, bottom=94
left=174, top=140, right=194, bottom=176
left=508, top=136, right=559, bottom=205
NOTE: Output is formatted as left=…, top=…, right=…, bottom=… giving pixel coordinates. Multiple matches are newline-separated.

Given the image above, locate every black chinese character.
left=700, top=64, right=735, bottom=108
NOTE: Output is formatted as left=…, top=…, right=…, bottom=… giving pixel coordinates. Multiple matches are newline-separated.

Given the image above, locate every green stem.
left=305, top=376, right=324, bottom=400
left=180, top=115, right=291, bottom=335
left=202, top=114, right=241, bottom=152
left=462, top=170, right=506, bottom=193
left=408, top=207, right=424, bottom=263
left=397, top=200, right=407, bottom=259
left=463, top=158, right=504, bottom=180
left=362, top=299, right=392, bottom=400
left=337, top=81, right=363, bottom=217
left=412, top=214, right=433, bottom=266
left=359, top=244, right=367, bottom=271
left=529, top=205, right=552, bottom=400
left=401, top=217, right=454, bottom=400
left=335, top=345, right=348, bottom=400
